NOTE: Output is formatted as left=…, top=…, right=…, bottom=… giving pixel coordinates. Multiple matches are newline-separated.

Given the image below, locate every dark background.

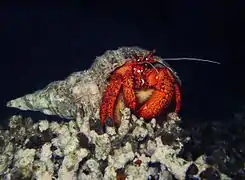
left=0, top=2, right=242, bottom=124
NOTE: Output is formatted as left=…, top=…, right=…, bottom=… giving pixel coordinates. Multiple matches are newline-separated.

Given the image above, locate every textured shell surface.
left=6, top=46, right=178, bottom=120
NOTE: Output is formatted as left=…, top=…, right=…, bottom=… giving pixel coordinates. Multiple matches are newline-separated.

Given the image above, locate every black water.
left=0, top=2, right=242, bottom=124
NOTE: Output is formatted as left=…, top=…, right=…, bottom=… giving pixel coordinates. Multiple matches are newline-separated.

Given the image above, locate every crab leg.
left=122, top=70, right=137, bottom=111
left=174, top=83, right=181, bottom=113
left=100, top=74, right=122, bottom=126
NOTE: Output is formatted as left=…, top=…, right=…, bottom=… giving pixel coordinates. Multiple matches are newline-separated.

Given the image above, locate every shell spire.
left=6, top=80, right=78, bottom=119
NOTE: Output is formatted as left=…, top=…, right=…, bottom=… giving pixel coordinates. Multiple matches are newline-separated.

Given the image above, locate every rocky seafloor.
left=1, top=108, right=245, bottom=180
left=0, top=47, right=244, bottom=179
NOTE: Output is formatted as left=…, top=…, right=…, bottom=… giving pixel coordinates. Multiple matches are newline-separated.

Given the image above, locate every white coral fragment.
left=58, top=148, right=88, bottom=180
left=39, top=120, right=49, bottom=132
left=109, top=142, right=135, bottom=169
left=151, top=137, right=191, bottom=180
left=14, top=149, right=36, bottom=178
left=90, top=131, right=111, bottom=160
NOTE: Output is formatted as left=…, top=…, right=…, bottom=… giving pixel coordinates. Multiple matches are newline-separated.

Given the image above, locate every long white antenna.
left=161, top=57, right=221, bottom=64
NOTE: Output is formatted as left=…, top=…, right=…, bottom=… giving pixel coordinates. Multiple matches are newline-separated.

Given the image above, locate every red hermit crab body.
left=100, top=50, right=181, bottom=127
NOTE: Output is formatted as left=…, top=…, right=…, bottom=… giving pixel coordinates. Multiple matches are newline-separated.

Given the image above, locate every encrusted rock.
left=13, top=148, right=36, bottom=178
left=39, top=120, right=49, bottom=132
left=0, top=107, right=236, bottom=179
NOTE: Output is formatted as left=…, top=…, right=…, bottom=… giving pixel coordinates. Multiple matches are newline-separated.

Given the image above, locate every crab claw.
left=137, top=67, right=178, bottom=119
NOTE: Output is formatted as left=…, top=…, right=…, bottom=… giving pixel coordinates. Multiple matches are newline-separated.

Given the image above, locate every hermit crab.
left=100, top=50, right=220, bottom=127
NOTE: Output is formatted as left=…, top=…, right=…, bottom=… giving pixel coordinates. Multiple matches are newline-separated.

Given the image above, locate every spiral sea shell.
left=7, top=47, right=166, bottom=120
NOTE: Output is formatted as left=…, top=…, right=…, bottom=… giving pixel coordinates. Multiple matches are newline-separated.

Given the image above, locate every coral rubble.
left=0, top=109, right=235, bottom=180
